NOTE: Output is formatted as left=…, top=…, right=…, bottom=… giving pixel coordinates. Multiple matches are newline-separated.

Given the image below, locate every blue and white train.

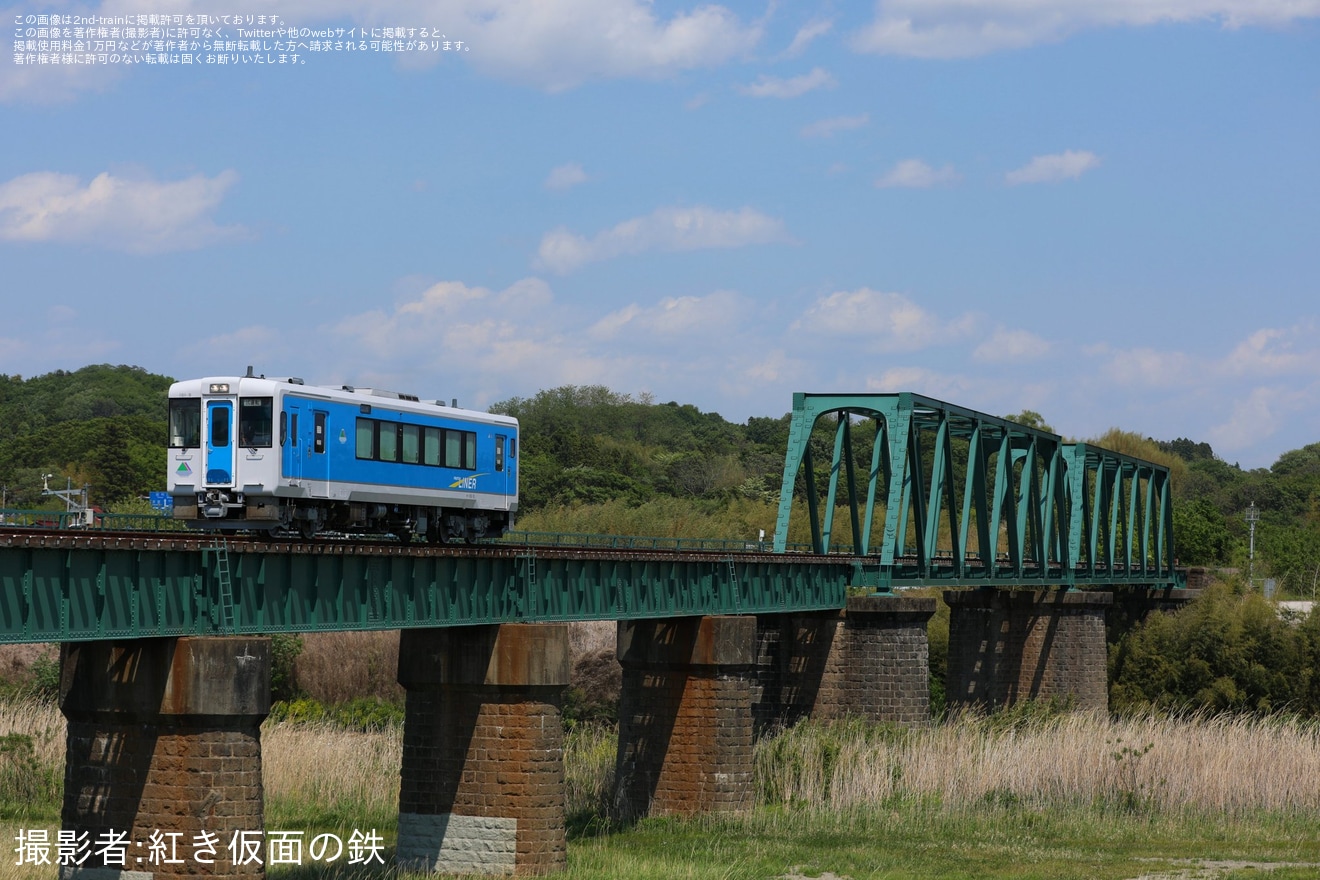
left=166, top=369, right=518, bottom=540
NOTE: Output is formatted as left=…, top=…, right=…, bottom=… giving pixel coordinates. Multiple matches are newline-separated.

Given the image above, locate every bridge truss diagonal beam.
left=773, top=392, right=1180, bottom=589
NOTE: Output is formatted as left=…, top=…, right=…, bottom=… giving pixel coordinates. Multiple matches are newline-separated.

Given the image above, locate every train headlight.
left=209, top=383, right=230, bottom=393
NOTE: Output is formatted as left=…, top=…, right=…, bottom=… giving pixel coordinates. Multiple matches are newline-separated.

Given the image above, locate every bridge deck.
left=0, top=527, right=1180, bottom=644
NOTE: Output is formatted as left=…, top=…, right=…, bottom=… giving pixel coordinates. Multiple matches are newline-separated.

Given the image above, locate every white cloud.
left=781, top=18, right=834, bottom=58
left=875, top=159, right=960, bottom=189
left=0, top=49, right=122, bottom=105
left=1219, top=325, right=1320, bottom=377
left=866, top=366, right=981, bottom=399
left=801, top=113, right=869, bottom=138
left=0, top=169, right=244, bottom=252
left=588, top=290, right=750, bottom=341
left=737, top=67, right=836, bottom=98
left=321, top=277, right=785, bottom=412
left=454, top=0, right=763, bottom=90
left=1207, top=386, right=1307, bottom=453
left=791, top=288, right=972, bottom=351
left=6, top=0, right=763, bottom=101
left=1101, top=347, right=1194, bottom=388
left=329, top=277, right=603, bottom=384
left=973, top=328, right=1052, bottom=363
left=1006, top=150, right=1101, bottom=185
left=536, top=205, right=790, bottom=273
left=850, top=0, right=1320, bottom=59
left=544, top=162, right=588, bottom=191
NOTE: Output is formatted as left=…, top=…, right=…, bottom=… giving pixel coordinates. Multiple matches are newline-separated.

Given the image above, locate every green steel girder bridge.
left=0, top=392, right=1182, bottom=645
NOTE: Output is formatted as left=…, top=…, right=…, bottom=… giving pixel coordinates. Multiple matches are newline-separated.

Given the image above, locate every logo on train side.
left=449, top=473, right=489, bottom=490
left=176, top=462, right=192, bottom=476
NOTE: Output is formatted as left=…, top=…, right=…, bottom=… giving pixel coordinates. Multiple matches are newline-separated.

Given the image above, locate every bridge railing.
left=502, top=530, right=814, bottom=554
left=0, top=509, right=185, bottom=531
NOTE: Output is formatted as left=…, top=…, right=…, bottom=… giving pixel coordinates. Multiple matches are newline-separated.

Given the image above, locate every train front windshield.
left=239, top=397, right=274, bottom=447
left=169, top=399, right=201, bottom=448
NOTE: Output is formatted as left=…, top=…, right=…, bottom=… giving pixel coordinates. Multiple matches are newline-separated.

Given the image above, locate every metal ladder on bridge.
left=210, top=539, right=235, bottom=633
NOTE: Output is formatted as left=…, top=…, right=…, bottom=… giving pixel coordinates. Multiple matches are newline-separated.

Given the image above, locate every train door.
left=284, top=400, right=303, bottom=483
left=494, top=433, right=511, bottom=506
left=205, top=400, right=234, bottom=485
left=304, top=409, right=330, bottom=495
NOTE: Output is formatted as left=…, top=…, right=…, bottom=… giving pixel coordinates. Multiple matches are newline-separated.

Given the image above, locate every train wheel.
left=299, top=519, right=319, bottom=540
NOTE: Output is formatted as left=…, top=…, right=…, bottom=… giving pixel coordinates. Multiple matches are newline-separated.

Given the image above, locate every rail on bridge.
left=773, top=392, right=1180, bottom=589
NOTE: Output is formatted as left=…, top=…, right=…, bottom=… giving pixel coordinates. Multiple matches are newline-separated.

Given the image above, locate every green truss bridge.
left=0, top=392, right=1182, bottom=644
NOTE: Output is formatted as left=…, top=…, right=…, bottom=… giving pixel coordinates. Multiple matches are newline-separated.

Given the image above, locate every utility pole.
left=42, top=474, right=92, bottom=527
left=1244, top=502, right=1260, bottom=589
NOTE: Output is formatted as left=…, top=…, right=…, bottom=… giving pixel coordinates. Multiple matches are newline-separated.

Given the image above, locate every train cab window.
left=423, top=428, right=442, bottom=466
left=378, top=422, right=399, bottom=462
left=495, top=434, right=506, bottom=472
left=356, top=418, right=375, bottom=460
left=169, top=399, right=201, bottom=448
left=239, top=397, right=273, bottom=447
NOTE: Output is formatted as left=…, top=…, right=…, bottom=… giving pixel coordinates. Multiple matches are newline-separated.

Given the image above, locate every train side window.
left=280, top=411, right=287, bottom=446
left=356, top=418, right=375, bottom=460
left=314, top=412, right=326, bottom=454
left=495, top=434, right=505, bottom=472
left=444, top=430, right=461, bottom=468
left=291, top=414, right=298, bottom=446
left=169, top=399, right=201, bottom=448
left=378, top=422, right=399, bottom=462
left=510, top=437, right=517, bottom=459
left=402, top=424, right=420, bottom=464
left=423, top=427, right=441, bottom=466
left=464, top=432, right=477, bottom=470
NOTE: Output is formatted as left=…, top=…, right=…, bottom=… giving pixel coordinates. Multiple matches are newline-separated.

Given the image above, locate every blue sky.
left=2, top=1, right=1318, bottom=469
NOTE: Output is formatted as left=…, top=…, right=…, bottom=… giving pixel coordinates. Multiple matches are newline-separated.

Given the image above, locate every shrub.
left=1110, top=581, right=1320, bottom=715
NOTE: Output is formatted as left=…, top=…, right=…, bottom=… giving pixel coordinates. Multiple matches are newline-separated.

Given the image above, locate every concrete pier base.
left=754, top=596, right=937, bottom=733
left=613, top=615, right=754, bottom=819
left=396, top=624, right=570, bottom=876
left=58, top=637, right=271, bottom=880
left=945, top=588, right=1112, bottom=711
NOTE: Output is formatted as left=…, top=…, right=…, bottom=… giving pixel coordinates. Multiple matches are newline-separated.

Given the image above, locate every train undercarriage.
left=176, top=492, right=510, bottom=542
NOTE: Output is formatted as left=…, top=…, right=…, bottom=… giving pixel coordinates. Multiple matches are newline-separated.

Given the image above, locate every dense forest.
left=0, top=365, right=169, bottom=507
left=2, top=365, right=1318, bottom=593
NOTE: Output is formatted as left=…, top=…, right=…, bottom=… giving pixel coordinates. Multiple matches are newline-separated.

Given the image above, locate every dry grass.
left=294, top=632, right=403, bottom=704
left=0, top=645, right=57, bottom=682
left=759, top=710, right=1320, bottom=816
left=261, top=719, right=402, bottom=828
left=569, top=621, right=616, bottom=659
left=564, top=724, right=617, bottom=819
left=0, top=699, right=63, bottom=769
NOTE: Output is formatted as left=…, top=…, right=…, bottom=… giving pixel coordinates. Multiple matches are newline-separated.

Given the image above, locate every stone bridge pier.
left=396, top=624, right=571, bottom=876
left=753, top=595, right=938, bottom=735
left=613, top=615, right=756, bottom=820
left=58, top=636, right=271, bottom=880
left=944, top=588, right=1113, bottom=711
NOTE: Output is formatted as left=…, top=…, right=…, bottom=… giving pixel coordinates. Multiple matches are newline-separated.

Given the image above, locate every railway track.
left=0, top=525, right=1166, bottom=580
